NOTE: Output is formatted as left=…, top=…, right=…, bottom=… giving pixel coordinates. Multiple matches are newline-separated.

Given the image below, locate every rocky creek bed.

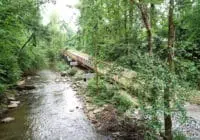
left=172, top=103, right=200, bottom=139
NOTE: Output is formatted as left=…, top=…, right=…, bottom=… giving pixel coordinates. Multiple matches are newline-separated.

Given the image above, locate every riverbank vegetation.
left=0, top=0, right=73, bottom=94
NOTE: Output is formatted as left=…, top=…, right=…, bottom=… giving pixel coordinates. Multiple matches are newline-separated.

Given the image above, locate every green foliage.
left=46, top=48, right=57, bottom=62
left=44, top=12, right=68, bottom=62
left=19, top=48, right=47, bottom=73
left=131, top=53, right=189, bottom=134
left=175, top=59, right=200, bottom=88
left=78, top=0, right=200, bottom=138
left=0, top=0, right=69, bottom=93
left=0, top=84, right=6, bottom=93
left=112, top=93, right=133, bottom=113
left=55, top=60, right=70, bottom=72
left=0, top=51, right=21, bottom=84
left=173, top=131, right=187, bottom=140
left=87, top=78, right=132, bottom=112
left=67, top=67, right=78, bottom=76
left=0, top=0, right=42, bottom=88
left=87, top=78, right=107, bottom=97
left=87, top=78, right=109, bottom=106
left=87, top=78, right=117, bottom=100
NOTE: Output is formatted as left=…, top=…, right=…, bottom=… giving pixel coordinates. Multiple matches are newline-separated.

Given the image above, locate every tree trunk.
left=150, top=4, right=155, bottom=29
left=137, top=2, right=153, bottom=55
left=129, top=2, right=133, bottom=33
left=164, top=0, right=175, bottom=139
left=168, top=0, right=175, bottom=70
left=124, top=0, right=128, bottom=44
left=164, top=89, right=173, bottom=140
left=19, top=33, right=34, bottom=54
left=128, top=1, right=134, bottom=55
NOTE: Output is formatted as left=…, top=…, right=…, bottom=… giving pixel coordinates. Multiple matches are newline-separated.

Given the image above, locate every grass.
left=67, top=67, right=78, bottom=76
left=173, top=131, right=187, bottom=140
left=188, top=90, right=200, bottom=105
left=112, top=93, right=133, bottom=113
left=55, top=60, right=78, bottom=77
left=190, top=95, right=200, bottom=105
left=55, top=60, right=70, bottom=72
left=87, top=78, right=135, bottom=113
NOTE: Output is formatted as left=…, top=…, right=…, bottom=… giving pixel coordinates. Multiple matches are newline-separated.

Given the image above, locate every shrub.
left=67, top=67, right=78, bottom=76
left=87, top=78, right=132, bottom=112
left=0, top=84, right=6, bottom=93
left=87, top=78, right=107, bottom=96
left=46, top=48, right=59, bottom=62
left=56, top=60, right=69, bottom=71
left=112, top=93, right=133, bottom=113
left=173, top=131, right=187, bottom=140
left=0, top=52, right=21, bottom=84
left=18, top=48, right=47, bottom=73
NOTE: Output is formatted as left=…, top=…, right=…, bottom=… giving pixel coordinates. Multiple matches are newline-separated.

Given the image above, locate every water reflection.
left=0, top=70, right=107, bottom=140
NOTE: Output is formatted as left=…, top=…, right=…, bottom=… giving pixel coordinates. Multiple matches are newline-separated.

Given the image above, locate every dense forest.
left=0, top=0, right=200, bottom=140
left=0, top=0, right=71, bottom=91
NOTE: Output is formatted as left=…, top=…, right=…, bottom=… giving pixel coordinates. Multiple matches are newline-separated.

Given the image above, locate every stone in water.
left=1, top=117, right=15, bottom=123
left=10, top=101, right=20, bottom=105
left=8, top=103, right=18, bottom=108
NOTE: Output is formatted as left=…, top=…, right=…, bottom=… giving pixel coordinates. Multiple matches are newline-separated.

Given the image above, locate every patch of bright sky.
left=41, top=0, right=80, bottom=31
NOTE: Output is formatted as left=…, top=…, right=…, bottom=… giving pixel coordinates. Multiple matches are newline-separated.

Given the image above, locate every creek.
left=0, top=70, right=108, bottom=140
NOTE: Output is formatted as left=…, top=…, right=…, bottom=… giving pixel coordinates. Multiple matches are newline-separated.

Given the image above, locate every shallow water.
left=0, top=70, right=108, bottom=140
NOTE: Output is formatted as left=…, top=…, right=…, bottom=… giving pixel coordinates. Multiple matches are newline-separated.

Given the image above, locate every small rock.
left=27, top=76, right=31, bottom=80
left=61, top=71, right=67, bottom=77
left=1, top=117, right=15, bottom=123
left=88, top=111, right=95, bottom=119
left=10, top=101, right=20, bottom=105
left=7, top=96, right=15, bottom=101
left=69, top=109, right=74, bottom=112
left=17, top=80, right=25, bottom=86
left=112, top=132, right=120, bottom=137
left=8, top=103, right=18, bottom=108
left=91, top=119, right=98, bottom=124
left=55, top=79, right=60, bottom=82
left=93, top=108, right=104, bottom=114
left=34, top=75, right=40, bottom=78
left=85, top=97, right=91, bottom=103
left=76, top=106, right=79, bottom=109
left=16, top=85, right=35, bottom=91
left=74, top=89, right=78, bottom=92
left=87, top=106, right=95, bottom=111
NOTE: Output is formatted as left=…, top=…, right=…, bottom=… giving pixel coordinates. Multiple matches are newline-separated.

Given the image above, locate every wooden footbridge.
left=62, top=49, right=137, bottom=87
left=62, top=49, right=139, bottom=106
